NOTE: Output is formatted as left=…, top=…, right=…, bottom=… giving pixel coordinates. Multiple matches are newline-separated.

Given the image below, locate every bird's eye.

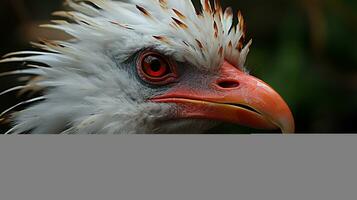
left=137, top=51, right=177, bottom=85
left=142, top=55, right=168, bottom=77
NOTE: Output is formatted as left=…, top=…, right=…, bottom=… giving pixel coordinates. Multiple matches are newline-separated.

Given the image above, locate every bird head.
left=1, top=0, right=294, bottom=134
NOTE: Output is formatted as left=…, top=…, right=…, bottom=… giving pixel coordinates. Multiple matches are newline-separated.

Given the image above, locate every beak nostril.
left=217, top=80, right=240, bottom=89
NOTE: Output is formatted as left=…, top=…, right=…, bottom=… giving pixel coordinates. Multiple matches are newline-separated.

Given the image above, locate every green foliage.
left=214, top=0, right=357, bottom=133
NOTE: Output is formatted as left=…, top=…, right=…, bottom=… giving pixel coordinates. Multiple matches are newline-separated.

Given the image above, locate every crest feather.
left=51, top=0, right=251, bottom=70
left=4, top=0, right=251, bottom=72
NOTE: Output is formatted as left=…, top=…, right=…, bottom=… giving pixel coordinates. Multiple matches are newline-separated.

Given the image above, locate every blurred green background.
left=0, top=0, right=356, bottom=133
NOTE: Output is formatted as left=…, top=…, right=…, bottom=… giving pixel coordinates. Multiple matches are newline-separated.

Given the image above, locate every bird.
left=0, top=0, right=295, bottom=134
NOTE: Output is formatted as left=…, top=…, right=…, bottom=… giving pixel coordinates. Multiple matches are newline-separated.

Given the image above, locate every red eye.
left=137, top=51, right=177, bottom=85
left=142, top=55, right=168, bottom=78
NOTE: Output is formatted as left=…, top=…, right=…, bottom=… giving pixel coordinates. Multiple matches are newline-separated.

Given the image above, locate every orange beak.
left=151, top=61, right=295, bottom=133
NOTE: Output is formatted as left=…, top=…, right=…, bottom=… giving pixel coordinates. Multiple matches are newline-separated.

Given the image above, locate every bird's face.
left=126, top=49, right=294, bottom=133
left=1, top=0, right=295, bottom=134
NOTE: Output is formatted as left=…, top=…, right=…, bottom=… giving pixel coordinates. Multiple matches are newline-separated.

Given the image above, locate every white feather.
left=1, top=0, right=252, bottom=134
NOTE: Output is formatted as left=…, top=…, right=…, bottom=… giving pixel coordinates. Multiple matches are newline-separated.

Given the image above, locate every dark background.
left=0, top=0, right=356, bottom=133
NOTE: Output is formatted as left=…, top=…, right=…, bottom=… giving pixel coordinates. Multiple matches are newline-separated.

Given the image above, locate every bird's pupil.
left=150, top=59, right=162, bottom=72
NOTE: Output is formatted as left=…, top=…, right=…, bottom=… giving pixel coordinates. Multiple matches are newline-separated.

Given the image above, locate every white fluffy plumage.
left=0, top=0, right=252, bottom=134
